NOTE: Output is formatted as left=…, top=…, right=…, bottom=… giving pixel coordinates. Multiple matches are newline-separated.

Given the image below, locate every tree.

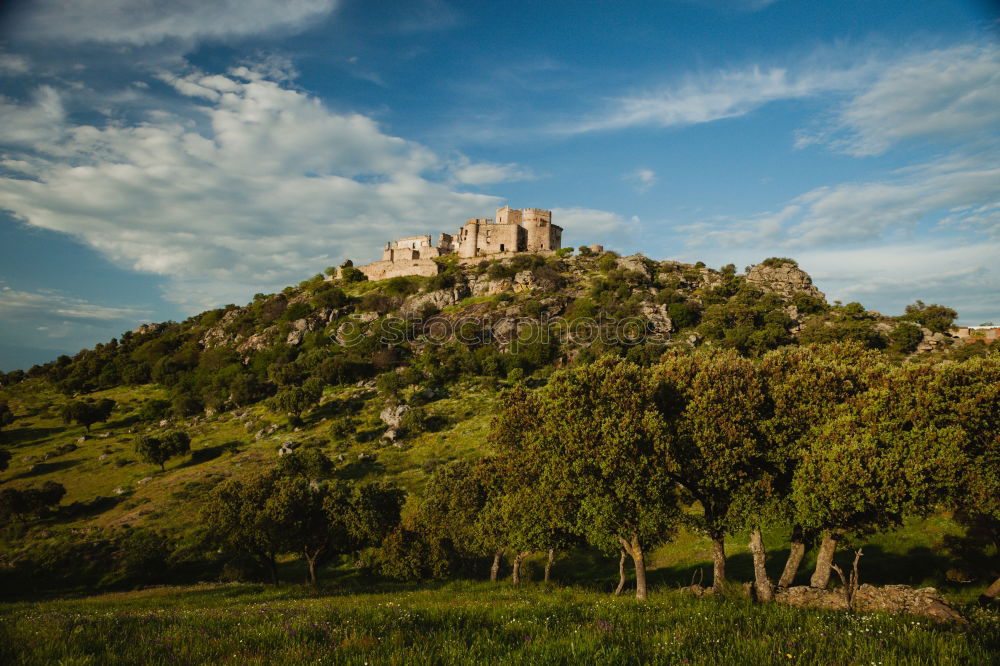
left=0, top=481, right=66, bottom=521
left=203, top=471, right=285, bottom=584
left=653, top=348, right=771, bottom=593
left=758, top=343, right=888, bottom=592
left=531, top=357, right=680, bottom=600
left=901, top=300, right=957, bottom=333
left=791, top=362, right=968, bottom=589
left=0, top=447, right=10, bottom=472
left=135, top=430, right=191, bottom=471
left=0, top=401, right=14, bottom=431
left=488, top=386, right=581, bottom=585
left=923, top=356, right=1000, bottom=602
left=273, top=381, right=323, bottom=421
left=413, top=460, right=504, bottom=581
left=61, top=398, right=115, bottom=432
left=277, top=448, right=335, bottom=481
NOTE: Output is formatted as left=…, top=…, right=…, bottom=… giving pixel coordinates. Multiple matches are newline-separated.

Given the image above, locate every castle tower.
left=521, top=208, right=555, bottom=251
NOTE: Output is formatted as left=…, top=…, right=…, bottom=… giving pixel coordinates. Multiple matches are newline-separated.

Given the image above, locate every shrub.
left=340, top=266, right=368, bottom=283
left=889, top=322, right=924, bottom=354
left=760, top=257, right=798, bottom=268
left=487, top=262, right=517, bottom=281
left=597, top=253, right=619, bottom=273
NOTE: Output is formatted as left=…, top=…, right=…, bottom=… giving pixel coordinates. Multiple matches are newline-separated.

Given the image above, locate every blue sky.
left=1, top=0, right=998, bottom=370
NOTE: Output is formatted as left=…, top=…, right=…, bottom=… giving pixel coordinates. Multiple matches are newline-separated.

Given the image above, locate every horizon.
left=1, top=0, right=999, bottom=371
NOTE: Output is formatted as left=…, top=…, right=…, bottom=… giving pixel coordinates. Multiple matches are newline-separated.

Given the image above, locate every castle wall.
left=352, top=206, right=566, bottom=281
left=355, top=258, right=441, bottom=281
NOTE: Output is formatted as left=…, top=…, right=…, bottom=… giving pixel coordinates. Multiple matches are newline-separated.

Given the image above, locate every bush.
left=668, top=302, right=700, bottom=329
left=510, top=254, right=545, bottom=271
left=597, top=253, right=619, bottom=273
left=340, top=266, right=368, bottom=283
left=385, top=276, right=419, bottom=297
left=283, top=302, right=312, bottom=322
left=487, top=262, right=517, bottom=281
left=311, top=284, right=348, bottom=309
left=760, top=257, right=798, bottom=268
left=889, top=322, right=924, bottom=354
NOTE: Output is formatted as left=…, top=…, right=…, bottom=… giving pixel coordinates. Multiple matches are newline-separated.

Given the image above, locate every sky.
left=0, top=0, right=998, bottom=370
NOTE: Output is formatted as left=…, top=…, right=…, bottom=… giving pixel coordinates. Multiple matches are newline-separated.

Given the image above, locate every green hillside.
left=0, top=250, right=995, bottom=603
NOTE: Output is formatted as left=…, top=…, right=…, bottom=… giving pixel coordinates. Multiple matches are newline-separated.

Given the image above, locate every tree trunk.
left=810, top=531, right=840, bottom=589
left=614, top=550, right=627, bottom=596
left=748, top=527, right=773, bottom=602
left=710, top=533, right=726, bottom=592
left=490, top=551, right=502, bottom=582
left=777, top=525, right=806, bottom=588
left=511, top=551, right=531, bottom=584
left=544, top=548, right=555, bottom=583
left=980, top=576, right=1000, bottom=604
left=267, top=557, right=279, bottom=585
left=306, top=556, right=318, bottom=586
left=619, top=535, right=647, bottom=601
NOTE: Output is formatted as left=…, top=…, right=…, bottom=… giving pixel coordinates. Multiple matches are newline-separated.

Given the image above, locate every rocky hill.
left=0, top=249, right=976, bottom=594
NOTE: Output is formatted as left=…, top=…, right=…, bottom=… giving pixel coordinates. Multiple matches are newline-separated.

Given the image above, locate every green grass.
left=0, top=377, right=496, bottom=533
left=1, top=582, right=997, bottom=665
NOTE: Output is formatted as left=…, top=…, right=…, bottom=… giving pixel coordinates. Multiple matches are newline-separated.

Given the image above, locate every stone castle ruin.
left=348, top=206, right=563, bottom=281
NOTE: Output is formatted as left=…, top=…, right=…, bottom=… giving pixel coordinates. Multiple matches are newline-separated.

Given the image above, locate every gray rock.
left=774, top=584, right=965, bottom=624
left=617, top=254, right=652, bottom=281
left=380, top=404, right=410, bottom=429
left=277, top=441, right=299, bottom=457
left=745, top=261, right=826, bottom=302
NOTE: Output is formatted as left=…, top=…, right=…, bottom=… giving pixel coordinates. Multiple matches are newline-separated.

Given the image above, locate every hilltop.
left=0, top=249, right=988, bottom=596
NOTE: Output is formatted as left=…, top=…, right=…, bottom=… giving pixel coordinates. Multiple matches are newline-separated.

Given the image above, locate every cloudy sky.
left=1, top=0, right=998, bottom=370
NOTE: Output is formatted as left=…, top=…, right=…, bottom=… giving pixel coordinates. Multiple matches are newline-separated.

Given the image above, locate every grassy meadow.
left=2, top=581, right=998, bottom=665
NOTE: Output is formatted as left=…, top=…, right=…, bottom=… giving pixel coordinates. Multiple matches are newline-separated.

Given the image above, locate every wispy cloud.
left=7, top=0, right=340, bottom=46
left=448, top=158, right=535, bottom=186
left=623, top=168, right=657, bottom=193
left=0, top=285, right=151, bottom=324
left=562, top=60, right=872, bottom=134
left=797, top=43, right=1000, bottom=156
left=680, top=151, right=1000, bottom=249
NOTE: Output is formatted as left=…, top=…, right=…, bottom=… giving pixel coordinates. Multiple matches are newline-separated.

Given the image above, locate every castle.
left=348, top=206, right=563, bottom=281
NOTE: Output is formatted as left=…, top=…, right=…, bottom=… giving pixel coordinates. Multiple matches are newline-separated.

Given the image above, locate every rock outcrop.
left=774, top=584, right=965, bottom=624
left=746, top=261, right=826, bottom=302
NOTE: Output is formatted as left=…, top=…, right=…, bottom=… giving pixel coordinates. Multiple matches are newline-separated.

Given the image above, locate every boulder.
left=380, top=404, right=410, bottom=429
left=617, top=254, right=652, bottom=281
left=639, top=302, right=674, bottom=338
left=745, top=261, right=826, bottom=302
left=775, top=584, right=965, bottom=624
left=400, top=288, right=465, bottom=316
left=277, top=441, right=299, bottom=457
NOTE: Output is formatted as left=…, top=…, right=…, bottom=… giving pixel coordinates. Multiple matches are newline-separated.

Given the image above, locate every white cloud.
left=553, top=207, right=635, bottom=248
left=799, top=43, right=1000, bottom=156
left=0, top=86, right=65, bottom=145
left=449, top=158, right=534, bottom=186
left=623, top=168, right=657, bottom=193
left=564, top=60, right=870, bottom=134
left=0, top=285, right=151, bottom=324
left=795, top=243, right=1000, bottom=325
left=680, top=152, right=1000, bottom=249
left=9, top=0, right=339, bottom=46
left=0, top=67, right=514, bottom=311
left=0, top=53, right=31, bottom=75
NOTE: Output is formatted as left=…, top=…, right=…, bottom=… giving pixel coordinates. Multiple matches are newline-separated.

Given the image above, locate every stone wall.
left=353, top=258, right=441, bottom=281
